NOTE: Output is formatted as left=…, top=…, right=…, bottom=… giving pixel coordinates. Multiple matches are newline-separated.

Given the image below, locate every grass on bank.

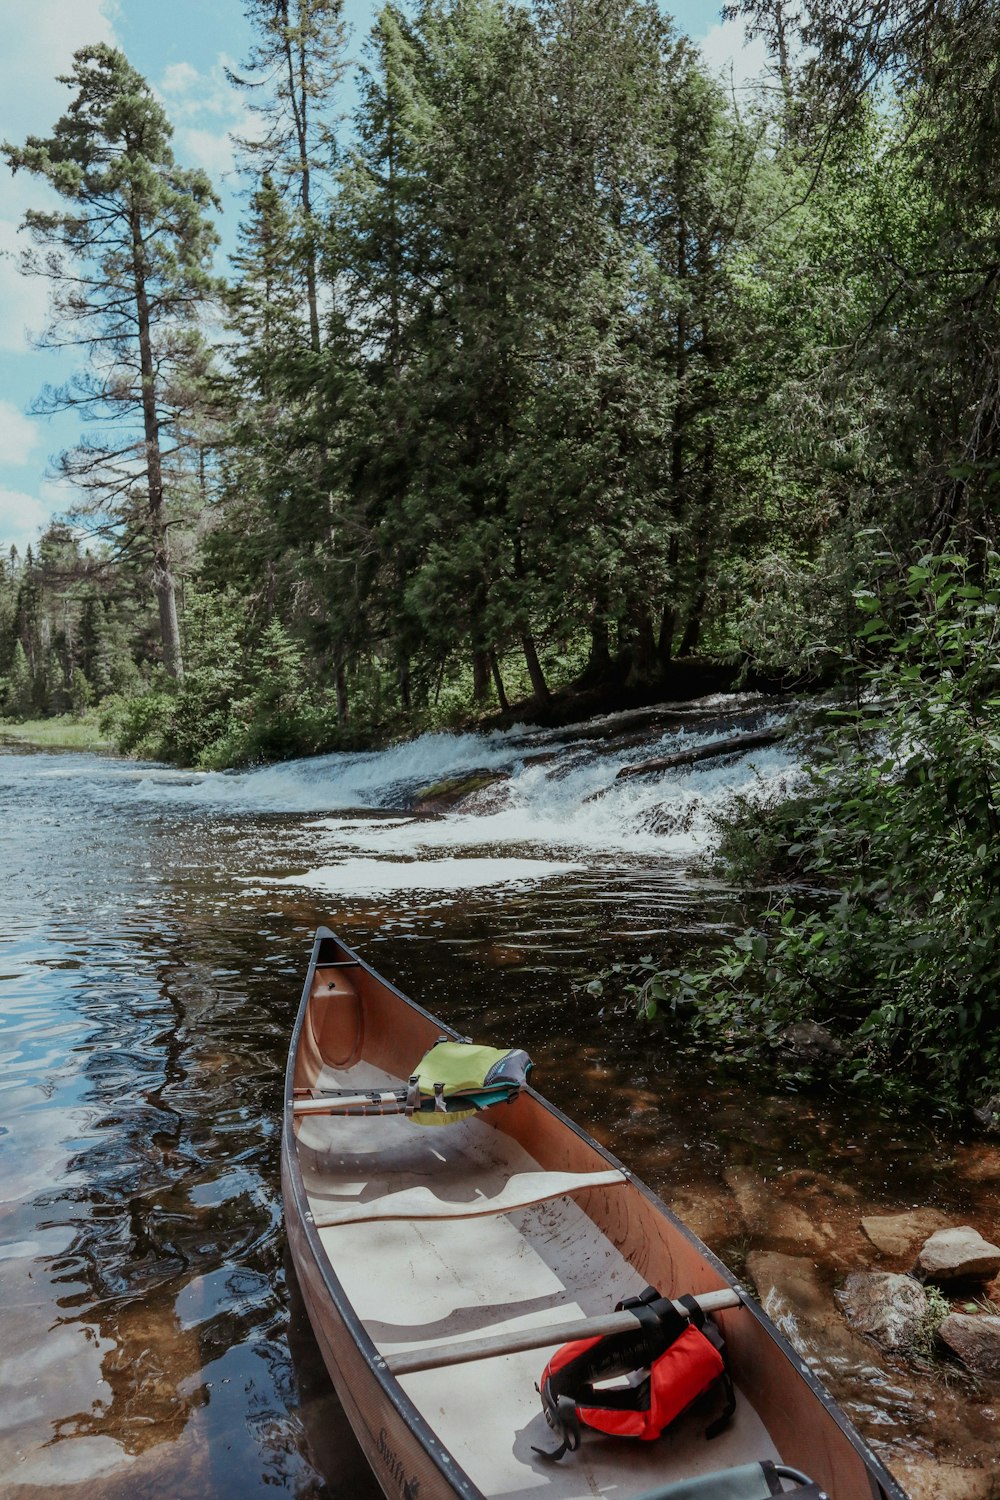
left=0, top=711, right=111, bottom=751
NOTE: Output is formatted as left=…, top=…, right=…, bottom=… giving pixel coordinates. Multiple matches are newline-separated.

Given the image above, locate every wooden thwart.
left=313, top=1167, right=628, bottom=1228
left=386, top=1288, right=743, bottom=1377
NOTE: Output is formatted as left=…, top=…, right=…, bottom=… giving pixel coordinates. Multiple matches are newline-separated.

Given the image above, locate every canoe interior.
left=286, top=934, right=901, bottom=1500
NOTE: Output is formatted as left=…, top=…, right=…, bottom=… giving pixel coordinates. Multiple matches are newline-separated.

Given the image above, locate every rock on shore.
left=836, top=1271, right=928, bottom=1352
left=915, top=1226, right=1000, bottom=1284
left=938, top=1314, right=1000, bottom=1372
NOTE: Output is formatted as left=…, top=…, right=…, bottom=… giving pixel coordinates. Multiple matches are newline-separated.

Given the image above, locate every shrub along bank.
left=612, top=554, right=1000, bottom=1116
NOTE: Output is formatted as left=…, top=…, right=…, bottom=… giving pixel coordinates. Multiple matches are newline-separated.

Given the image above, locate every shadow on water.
left=0, top=740, right=998, bottom=1498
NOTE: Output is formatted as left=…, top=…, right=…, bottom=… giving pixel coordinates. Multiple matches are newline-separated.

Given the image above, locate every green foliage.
left=100, top=591, right=343, bottom=767
left=1, top=640, right=33, bottom=720
left=911, top=1285, right=953, bottom=1363
left=100, top=690, right=177, bottom=759
left=9, top=0, right=1000, bottom=768
left=621, top=554, right=1000, bottom=1109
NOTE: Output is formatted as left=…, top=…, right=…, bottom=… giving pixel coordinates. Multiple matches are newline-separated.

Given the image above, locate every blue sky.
left=0, top=0, right=766, bottom=557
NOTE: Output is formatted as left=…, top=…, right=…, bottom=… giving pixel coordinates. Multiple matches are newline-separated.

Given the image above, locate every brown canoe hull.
left=283, top=927, right=907, bottom=1500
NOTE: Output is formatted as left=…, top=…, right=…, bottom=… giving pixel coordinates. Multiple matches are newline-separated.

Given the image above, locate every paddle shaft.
left=293, top=1092, right=403, bottom=1116
left=384, top=1287, right=742, bottom=1377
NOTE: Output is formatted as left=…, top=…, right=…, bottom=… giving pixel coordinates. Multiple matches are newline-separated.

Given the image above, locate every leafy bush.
left=100, top=592, right=350, bottom=767
left=625, top=552, right=1000, bottom=1110
left=100, top=687, right=176, bottom=757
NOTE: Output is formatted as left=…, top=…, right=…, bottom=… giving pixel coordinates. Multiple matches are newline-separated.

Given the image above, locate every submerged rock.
left=916, top=1226, right=1000, bottom=1284
left=891, top=1454, right=1000, bottom=1500
left=938, top=1313, right=1000, bottom=1372
left=747, top=1251, right=834, bottom=1325
left=725, top=1170, right=836, bottom=1254
left=745, top=1252, right=879, bottom=1373
left=971, top=1093, right=1000, bottom=1132
left=410, top=770, right=510, bottom=814
left=837, top=1270, right=928, bottom=1352
left=456, top=780, right=513, bottom=814
left=861, top=1209, right=950, bottom=1259
left=778, top=1020, right=844, bottom=1060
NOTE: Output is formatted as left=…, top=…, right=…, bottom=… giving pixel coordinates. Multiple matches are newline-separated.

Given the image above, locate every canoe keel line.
left=282, top=928, right=907, bottom=1500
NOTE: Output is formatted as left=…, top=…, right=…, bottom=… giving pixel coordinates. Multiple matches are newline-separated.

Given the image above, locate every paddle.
left=293, top=1091, right=404, bottom=1115
left=384, top=1288, right=743, bottom=1377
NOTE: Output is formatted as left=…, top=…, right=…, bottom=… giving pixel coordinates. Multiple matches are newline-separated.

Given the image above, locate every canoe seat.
left=312, top=1166, right=627, bottom=1227
left=634, top=1463, right=827, bottom=1499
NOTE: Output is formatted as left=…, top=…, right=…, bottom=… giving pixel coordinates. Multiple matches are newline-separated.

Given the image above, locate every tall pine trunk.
left=334, top=660, right=349, bottom=724
left=521, top=632, right=550, bottom=702
left=490, top=650, right=510, bottom=712
left=680, top=430, right=716, bottom=657
left=660, top=202, right=689, bottom=673
left=284, top=7, right=322, bottom=355
left=472, top=649, right=491, bottom=703
left=587, top=607, right=611, bottom=680
left=130, top=205, right=183, bottom=680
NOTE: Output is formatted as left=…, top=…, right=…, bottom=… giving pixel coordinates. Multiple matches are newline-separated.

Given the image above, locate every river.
left=1, top=707, right=997, bottom=1500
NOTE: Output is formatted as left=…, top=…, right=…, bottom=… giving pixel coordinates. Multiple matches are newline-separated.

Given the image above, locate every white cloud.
left=158, top=55, right=238, bottom=122
left=0, top=484, right=58, bottom=555
left=0, top=400, right=40, bottom=467
left=0, top=1, right=119, bottom=355
left=160, top=60, right=203, bottom=100
left=0, top=0, right=119, bottom=142
left=0, top=217, right=52, bottom=352
left=155, top=51, right=258, bottom=185
left=176, top=125, right=236, bottom=179
left=699, top=18, right=771, bottom=92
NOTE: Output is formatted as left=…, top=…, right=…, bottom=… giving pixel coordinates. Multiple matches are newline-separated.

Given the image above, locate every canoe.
left=282, top=927, right=906, bottom=1500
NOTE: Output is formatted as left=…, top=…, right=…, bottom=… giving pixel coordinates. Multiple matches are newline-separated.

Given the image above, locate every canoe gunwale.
left=283, top=926, right=906, bottom=1500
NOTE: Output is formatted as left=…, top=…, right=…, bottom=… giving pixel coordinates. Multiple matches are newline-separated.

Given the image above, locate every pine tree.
left=0, top=547, right=19, bottom=674
left=231, top=0, right=348, bottom=355
left=4, top=641, right=32, bottom=720
left=69, top=666, right=93, bottom=717
left=13, top=547, right=41, bottom=677
left=347, top=0, right=547, bottom=701
left=3, top=44, right=221, bottom=680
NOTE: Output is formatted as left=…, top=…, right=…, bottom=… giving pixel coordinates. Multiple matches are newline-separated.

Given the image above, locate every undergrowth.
left=603, top=551, right=1000, bottom=1114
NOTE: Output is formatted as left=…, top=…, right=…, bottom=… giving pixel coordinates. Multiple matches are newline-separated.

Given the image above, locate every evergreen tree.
left=13, top=547, right=42, bottom=677
left=69, top=666, right=93, bottom=717
left=0, top=547, right=19, bottom=675
left=3, top=45, right=221, bottom=680
left=730, top=0, right=1000, bottom=549
left=4, top=641, right=32, bottom=720
left=231, top=0, right=348, bottom=355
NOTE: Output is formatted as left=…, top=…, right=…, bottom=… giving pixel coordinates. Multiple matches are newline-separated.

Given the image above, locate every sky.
left=0, top=0, right=768, bottom=558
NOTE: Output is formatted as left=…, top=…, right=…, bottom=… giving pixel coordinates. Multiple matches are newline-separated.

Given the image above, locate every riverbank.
left=0, top=712, right=111, bottom=752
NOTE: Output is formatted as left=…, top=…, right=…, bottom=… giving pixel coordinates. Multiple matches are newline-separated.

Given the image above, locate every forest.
left=4, top=0, right=1000, bottom=1103
left=2, top=0, right=997, bottom=763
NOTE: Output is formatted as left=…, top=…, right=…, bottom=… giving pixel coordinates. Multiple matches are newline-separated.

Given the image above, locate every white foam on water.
left=305, top=740, right=799, bottom=857
left=268, top=855, right=583, bottom=897
left=266, top=719, right=800, bottom=895
left=4, top=707, right=802, bottom=894
left=122, top=729, right=526, bottom=812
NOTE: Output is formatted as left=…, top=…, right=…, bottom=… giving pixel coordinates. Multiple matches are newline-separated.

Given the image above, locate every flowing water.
left=1, top=706, right=998, bottom=1500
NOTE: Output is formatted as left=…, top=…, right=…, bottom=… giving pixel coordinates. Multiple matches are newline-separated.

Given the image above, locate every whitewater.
left=8, top=699, right=800, bottom=899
